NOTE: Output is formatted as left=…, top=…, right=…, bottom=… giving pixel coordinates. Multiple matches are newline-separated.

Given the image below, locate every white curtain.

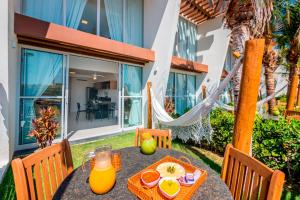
left=21, top=49, right=63, bottom=144
left=187, top=21, right=197, bottom=61
left=187, top=75, right=196, bottom=108
left=104, top=0, right=123, bottom=41
left=66, top=0, right=87, bottom=29
left=175, top=74, right=187, bottom=115
left=125, top=0, right=143, bottom=47
left=22, top=0, right=63, bottom=25
left=177, top=18, right=188, bottom=59
left=123, top=65, right=142, bottom=126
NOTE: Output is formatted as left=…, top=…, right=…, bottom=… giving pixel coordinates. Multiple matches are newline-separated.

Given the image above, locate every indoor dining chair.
left=221, top=144, right=285, bottom=200
left=12, top=139, right=74, bottom=200
left=135, top=128, right=172, bottom=149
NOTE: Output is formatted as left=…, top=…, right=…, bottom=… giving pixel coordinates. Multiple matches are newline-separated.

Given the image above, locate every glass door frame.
left=16, top=45, right=144, bottom=150
left=16, top=45, right=68, bottom=150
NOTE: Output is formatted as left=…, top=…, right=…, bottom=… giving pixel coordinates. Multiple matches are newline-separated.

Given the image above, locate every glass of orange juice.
left=89, top=145, right=116, bottom=194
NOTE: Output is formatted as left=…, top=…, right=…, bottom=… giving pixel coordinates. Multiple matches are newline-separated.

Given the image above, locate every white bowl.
left=140, top=170, right=160, bottom=188
left=158, top=177, right=181, bottom=199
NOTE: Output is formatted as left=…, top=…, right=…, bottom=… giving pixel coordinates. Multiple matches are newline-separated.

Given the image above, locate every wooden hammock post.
left=233, top=39, right=265, bottom=154
left=297, top=79, right=300, bottom=107
left=202, top=85, right=207, bottom=99
left=286, top=74, right=299, bottom=111
left=147, top=82, right=152, bottom=129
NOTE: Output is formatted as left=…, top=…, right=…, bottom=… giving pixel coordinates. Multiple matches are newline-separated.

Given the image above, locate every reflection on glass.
left=123, top=97, right=142, bottom=127
left=175, top=97, right=187, bottom=115
left=75, top=0, right=97, bottom=34
left=22, top=0, right=63, bottom=25
left=166, top=72, right=196, bottom=115
left=123, top=65, right=142, bottom=96
left=166, top=73, right=175, bottom=97
left=19, top=98, right=62, bottom=145
left=21, top=49, right=63, bottom=97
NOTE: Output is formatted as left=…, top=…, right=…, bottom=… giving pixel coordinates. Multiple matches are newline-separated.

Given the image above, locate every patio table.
left=53, top=147, right=232, bottom=200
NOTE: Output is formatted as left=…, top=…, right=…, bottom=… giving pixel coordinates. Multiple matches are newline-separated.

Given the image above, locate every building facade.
left=0, top=0, right=231, bottom=180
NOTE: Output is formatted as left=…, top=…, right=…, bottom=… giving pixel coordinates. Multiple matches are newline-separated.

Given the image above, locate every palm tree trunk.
left=233, top=63, right=242, bottom=107
left=265, top=71, right=276, bottom=114
left=296, top=78, right=300, bottom=106
left=287, top=66, right=299, bottom=110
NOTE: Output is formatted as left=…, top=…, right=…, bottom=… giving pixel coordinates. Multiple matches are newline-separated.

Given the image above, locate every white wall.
left=69, top=78, right=94, bottom=112
left=0, top=0, right=19, bottom=180
left=143, top=0, right=181, bottom=126
left=197, top=15, right=231, bottom=94
left=0, top=0, right=10, bottom=180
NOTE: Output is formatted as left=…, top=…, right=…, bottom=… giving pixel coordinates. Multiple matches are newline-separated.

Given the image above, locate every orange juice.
left=89, top=164, right=116, bottom=194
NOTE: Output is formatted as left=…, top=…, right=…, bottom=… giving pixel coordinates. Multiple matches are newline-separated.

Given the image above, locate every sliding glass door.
left=19, top=49, right=66, bottom=145
left=165, top=72, right=196, bottom=115
left=121, top=64, right=142, bottom=128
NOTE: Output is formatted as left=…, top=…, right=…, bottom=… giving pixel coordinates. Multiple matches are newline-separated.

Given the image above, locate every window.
left=22, top=0, right=63, bottom=25
left=22, top=0, right=143, bottom=47
left=121, top=65, right=142, bottom=127
left=68, top=0, right=98, bottom=34
left=165, top=72, right=196, bottom=115
left=173, top=17, right=198, bottom=61
left=19, top=49, right=64, bottom=145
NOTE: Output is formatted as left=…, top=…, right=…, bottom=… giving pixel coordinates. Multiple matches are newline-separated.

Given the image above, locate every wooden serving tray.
left=127, top=156, right=207, bottom=200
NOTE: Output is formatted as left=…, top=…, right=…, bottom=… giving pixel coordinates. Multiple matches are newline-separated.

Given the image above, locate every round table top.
left=53, top=147, right=232, bottom=200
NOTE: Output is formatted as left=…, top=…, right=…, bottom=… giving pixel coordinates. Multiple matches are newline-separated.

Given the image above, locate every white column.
left=197, top=15, right=231, bottom=94
left=0, top=0, right=10, bottom=181
left=142, top=0, right=181, bottom=126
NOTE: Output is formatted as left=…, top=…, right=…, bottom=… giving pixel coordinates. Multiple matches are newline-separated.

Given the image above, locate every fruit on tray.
left=156, top=162, right=185, bottom=179
left=140, top=133, right=157, bottom=155
left=159, top=178, right=181, bottom=199
left=140, top=169, right=160, bottom=188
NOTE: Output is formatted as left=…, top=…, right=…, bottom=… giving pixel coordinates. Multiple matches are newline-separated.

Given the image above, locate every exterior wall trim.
left=171, top=56, right=208, bottom=73
left=14, top=13, right=155, bottom=65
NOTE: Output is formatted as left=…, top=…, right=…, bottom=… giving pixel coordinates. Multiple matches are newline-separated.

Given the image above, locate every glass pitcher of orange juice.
left=89, top=145, right=116, bottom=194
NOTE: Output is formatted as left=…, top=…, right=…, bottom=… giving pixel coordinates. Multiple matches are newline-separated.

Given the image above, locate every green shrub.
left=276, top=95, right=287, bottom=103
left=253, top=117, right=300, bottom=180
left=210, top=108, right=234, bottom=153
left=209, top=109, right=300, bottom=181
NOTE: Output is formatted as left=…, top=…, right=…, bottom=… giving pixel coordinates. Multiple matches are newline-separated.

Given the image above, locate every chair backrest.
left=285, top=110, right=300, bottom=121
left=135, top=128, right=172, bottom=149
left=221, top=144, right=285, bottom=200
left=12, top=139, right=73, bottom=200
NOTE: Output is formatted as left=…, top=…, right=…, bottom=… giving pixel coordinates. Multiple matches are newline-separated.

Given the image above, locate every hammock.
left=215, top=84, right=288, bottom=112
left=151, top=56, right=243, bottom=126
left=150, top=56, right=244, bottom=142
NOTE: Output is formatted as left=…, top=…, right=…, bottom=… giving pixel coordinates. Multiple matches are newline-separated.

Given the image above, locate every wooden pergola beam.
left=233, top=39, right=265, bottom=154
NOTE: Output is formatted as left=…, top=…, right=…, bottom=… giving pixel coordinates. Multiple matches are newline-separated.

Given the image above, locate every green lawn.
left=0, top=132, right=299, bottom=200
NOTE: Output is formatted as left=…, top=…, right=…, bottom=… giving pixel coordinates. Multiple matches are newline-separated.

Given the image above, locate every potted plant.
left=29, top=106, right=60, bottom=149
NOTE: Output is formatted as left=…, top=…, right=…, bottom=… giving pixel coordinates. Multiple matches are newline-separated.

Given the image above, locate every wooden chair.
left=221, top=144, right=285, bottom=200
left=135, top=128, right=172, bottom=149
left=285, top=110, right=300, bottom=121
left=12, top=139, right=73, bottom=200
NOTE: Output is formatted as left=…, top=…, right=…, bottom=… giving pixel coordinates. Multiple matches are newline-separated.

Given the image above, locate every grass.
left=0, top=132, right=299, bottom=200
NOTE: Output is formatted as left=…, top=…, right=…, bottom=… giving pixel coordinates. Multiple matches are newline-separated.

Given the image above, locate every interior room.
left=67, top=56, right=120, bottom=141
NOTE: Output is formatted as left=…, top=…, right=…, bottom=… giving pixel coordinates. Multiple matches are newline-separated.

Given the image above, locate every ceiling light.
left=81, top=20, right=88, bottom=25
left=70, top=71, right=76, bottom=74
left=93, top=73, right=97, bottom=80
